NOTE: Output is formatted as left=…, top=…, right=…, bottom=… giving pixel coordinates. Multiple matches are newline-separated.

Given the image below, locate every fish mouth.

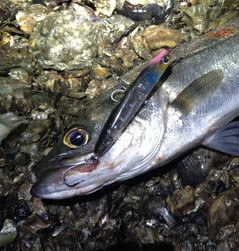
left=30, top=157, right=99, bottom=199
left=35, top=151, right=97, bottom=177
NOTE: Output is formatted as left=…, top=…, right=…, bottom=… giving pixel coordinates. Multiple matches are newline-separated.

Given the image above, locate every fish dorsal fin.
left=171, top=69, right=224, bottom=115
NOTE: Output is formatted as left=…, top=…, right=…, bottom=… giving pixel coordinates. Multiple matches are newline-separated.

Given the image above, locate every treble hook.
left=111, top=77, right=130, bottom=103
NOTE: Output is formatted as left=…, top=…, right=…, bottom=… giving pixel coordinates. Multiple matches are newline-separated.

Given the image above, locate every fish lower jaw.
left=31, top=179, right=104, bottom=199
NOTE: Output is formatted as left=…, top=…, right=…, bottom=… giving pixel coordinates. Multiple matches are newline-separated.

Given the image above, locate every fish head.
left=31, top=89, right=166, bottom=199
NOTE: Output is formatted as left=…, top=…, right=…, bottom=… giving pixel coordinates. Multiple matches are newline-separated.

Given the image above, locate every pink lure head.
left=148, top=49, right=169, bottom=65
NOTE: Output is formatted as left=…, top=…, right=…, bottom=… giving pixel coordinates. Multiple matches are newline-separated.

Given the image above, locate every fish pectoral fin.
left=176, top=150, right=209, bottom=188
left=203, top=121, right=239, bottom=156
left=171, top=69, right=224, bottom=115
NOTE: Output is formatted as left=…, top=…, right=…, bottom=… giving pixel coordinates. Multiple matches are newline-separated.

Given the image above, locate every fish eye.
left=63, top=126, right=89, bottom=148
left=162, top=56, right=170, bottom=64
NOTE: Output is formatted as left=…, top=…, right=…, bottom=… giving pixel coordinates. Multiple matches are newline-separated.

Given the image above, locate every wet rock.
left=15, top=4, right=48, bottom=34
left=6, top=201, right=31, bottom=223
left=196, top=170, right=229, bottom=196
left=208, top=188, right=239, bottom=239
left=229, top=164, right=239, bottom=187
left=0, top=31, right=11, bottom=46
left=154, top=206, right=176, bottom=228
left=0, top=48, right=41, bottom=74
left=114, top=47, right=138, bottom=69
left=6, top=0, right=32, bottom=10
left=183, top=4, right=209, bottom=35
left=136, top=226, right=164, bottom=245
left=171, top=186, right=195, bottom=216
left=28, top=5, right=133, bottom=72
left=18, top=183, right=32, bottom=201
left=33, top=70, right=71, bottom=94
left=91, top=63, right=112, bottom=80
left=31, top=198, right=47, bottom=216
left=17, top=120, right=51, bottom=145
left=0, top=78, right=33, bottom=113
left=133, top=24, right=182, bottom=59
left=170, top=0, right=239, bottom=39
left=0, top=3, right=11, bottom=23
left=216, top=241, right=231, bottom=251
left=28, top=9, right=99, bottom=71
left=0, top=113, right=28, bottom=144
left=93, top=0, right=117, bottom=17
left=0, top=149, right=7, bottom=168
left=0, top=219, right=17, bottom=248
left=8, top=69, right=30, bottom=84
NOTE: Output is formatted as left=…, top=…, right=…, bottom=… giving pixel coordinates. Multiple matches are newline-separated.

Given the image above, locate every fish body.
left=31, top=16, right=239, bottom=199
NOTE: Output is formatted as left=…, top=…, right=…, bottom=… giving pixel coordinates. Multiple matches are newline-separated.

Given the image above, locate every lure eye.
left=63, top=126, right=89, bottom=148
left=162, top=55, right=170, bottom=65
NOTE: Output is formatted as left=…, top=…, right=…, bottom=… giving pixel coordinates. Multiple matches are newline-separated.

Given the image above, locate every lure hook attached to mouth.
left=59, top=155, right=99, bottom=187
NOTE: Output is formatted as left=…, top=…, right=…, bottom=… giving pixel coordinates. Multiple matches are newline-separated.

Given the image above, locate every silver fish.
left=31, top=15, right=239, bottom=199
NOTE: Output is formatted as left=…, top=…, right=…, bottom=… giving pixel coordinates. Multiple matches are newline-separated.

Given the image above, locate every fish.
left=31, top=15, right=239, bottom=199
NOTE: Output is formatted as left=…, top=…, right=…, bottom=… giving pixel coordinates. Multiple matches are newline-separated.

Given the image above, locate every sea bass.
left=31, top=16, right=239, bottom=199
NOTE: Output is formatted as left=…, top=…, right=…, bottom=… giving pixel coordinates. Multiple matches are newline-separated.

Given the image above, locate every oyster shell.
left=16, top=4, right=48, bottom=35
left=0, top=219, right=17, bottom=248
left=29, top=9, right=99, bottom=71
left=0, top=48, right=41, bottom=74
left=0, top=113, right=28, bottom=145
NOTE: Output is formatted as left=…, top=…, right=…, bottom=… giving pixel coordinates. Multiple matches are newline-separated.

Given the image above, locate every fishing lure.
left=59, top=49, right=171, bottom=186
left=95, top=49, right=171, bottom=156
